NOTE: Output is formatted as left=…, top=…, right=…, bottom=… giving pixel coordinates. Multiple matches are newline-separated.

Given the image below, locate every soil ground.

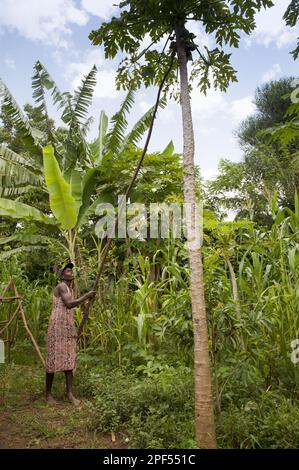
left=0, top=364, right=127, bottom=449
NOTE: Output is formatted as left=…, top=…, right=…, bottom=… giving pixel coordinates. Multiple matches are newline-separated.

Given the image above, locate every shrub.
left=218, top=389, right=299, bottom=448
left=83, top=363, right=196, bottom=448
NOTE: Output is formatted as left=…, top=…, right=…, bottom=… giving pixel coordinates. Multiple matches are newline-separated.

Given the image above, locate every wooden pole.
left=0, top=279, right=12, bottom=299
left=0, top=296, right=22, bottom=302
left=12, top=282, right=45, bottom=368
left=0, top=304, right=20, bottom=336
left=77, top=50, right=176, bottom=341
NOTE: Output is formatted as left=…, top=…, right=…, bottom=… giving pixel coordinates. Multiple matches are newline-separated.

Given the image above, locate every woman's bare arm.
left=57, top=283, right=95, bottom=309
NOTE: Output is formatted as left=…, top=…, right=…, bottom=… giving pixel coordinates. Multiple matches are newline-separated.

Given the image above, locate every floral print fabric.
left=45, top=284, right=77, bottom=373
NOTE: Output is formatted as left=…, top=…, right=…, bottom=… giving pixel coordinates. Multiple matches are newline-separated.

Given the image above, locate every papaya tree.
left=89, top=0, right=274, bottom=447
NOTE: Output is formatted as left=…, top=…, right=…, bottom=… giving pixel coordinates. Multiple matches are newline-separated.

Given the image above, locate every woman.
left=45, top=262, right=95, bottom=406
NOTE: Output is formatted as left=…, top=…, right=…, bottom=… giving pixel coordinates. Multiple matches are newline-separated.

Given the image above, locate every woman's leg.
left=45, top=372, right=57, bottom=404
left=64, top=370, right=80, bottom=406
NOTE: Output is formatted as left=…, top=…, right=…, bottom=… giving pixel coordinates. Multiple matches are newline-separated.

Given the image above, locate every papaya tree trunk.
left=175, top=22, right=216, bottom=449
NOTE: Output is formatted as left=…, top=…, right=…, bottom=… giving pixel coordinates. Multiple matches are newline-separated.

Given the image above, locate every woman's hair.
left=58, top=262, right=74, bottom=279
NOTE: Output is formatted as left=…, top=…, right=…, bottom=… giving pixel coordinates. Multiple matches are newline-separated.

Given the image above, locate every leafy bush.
left=219, top=390, right=299, bottom=448
left=76, top=358, right=299, bottom=449
left=81, top=363, right=196, bottom=448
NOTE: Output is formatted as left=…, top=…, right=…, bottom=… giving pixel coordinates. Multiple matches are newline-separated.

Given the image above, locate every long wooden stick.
left=12, top=282, right=46, bottom=368
left=77, top=51, right=176, bottom=341
left=0, top=304, right=20, bottom=336
left=0, top=296, right=22, bottom=302
left=0, top=279, right=12, bottom=299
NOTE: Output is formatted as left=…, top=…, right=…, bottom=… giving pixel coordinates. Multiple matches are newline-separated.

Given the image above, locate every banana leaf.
left=43, top=145, right=78, bottom=230
left=0, top=198, right=55, bottom=225
left=89, top=110, right=109, bottom=166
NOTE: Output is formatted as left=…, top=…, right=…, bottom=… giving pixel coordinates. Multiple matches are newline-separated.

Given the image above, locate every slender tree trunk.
left=68, top=229, right=79, bottom=297
left=175, top=23, right=216, bottom=448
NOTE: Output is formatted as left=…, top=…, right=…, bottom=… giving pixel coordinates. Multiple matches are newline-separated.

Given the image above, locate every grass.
left=0, top=361, right=126, bottom=449
left=2, top=348, right=299, bottom=449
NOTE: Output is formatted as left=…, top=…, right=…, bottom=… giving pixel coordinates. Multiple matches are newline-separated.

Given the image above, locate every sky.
left=0, top=0, right=298, bottom=180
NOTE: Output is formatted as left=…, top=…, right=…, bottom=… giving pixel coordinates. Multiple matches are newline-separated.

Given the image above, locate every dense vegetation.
left=0, top=0, right=299, bottom=448
left=0, top=66, right=298, bottom=448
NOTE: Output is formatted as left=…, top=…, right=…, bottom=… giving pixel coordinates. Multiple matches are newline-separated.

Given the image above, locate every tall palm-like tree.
left=89, top=0, right=274, bottom=447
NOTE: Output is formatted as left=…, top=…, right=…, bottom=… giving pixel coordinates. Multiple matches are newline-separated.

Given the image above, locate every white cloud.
left=94, top=69, right=121, bottom=99
left=81, top=0, right=118, bottom=19
left=227, top=96, right=255, bottom=125
left=138, top=98, right=178, bottom=127
left=248, top=0, right=298, bottom=49
left=191, top=87, right=227, bottom=118
left=197, top=126, right=217, bottom=136
left=139, top=100, right=151, bottom=113
left=0, top=0, right=88, bottom=48
left=186, top=20, right=213, bottom=51
left=65, top=49, right=121, bottom=100
left=159, top=103, right=179, bottom=126
left=191, top=85, right=255, bottom=127
left=201, top=167, right=219, bottom=180
left=139, top=33, right=155, bottom=52
left=4, top=58, right=16, bottom=70
left=262, top=63, right=282, bottom=83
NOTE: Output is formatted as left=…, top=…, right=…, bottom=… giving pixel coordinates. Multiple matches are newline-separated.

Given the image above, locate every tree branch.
left=77, top=49, right=177, bottom=340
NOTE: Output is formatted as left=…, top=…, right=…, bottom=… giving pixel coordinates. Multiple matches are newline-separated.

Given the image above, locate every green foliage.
left=0, top=79, right=43, bottom=164
left=190, top=48, right=237, bottom=94
left=238, top=77, right=294, bottom=147
left=219, top=390, right=299, bottom=448
left=43, top=145, right=79, bottom=230
left=107, top=89, right=135, bottom=154
left=0, top=145, right=43, bottom=197
left=80, top=363, right=196, bottom=448
left=206, top=78, right=299, bottom=221
left=89, top=0, right=273, bottom=93
left=204, top=157, right=275, bottom=225
left=1, top=189, right=299, bottom=448
left=284, top=1, right=299, bottom=59
left=89, top=111, right=108, bottom=166
left=1, top=16, right=299, bottom=447
left=0, top=59, right=169, bottom=259
left=0, top=197, right=55, bottom=226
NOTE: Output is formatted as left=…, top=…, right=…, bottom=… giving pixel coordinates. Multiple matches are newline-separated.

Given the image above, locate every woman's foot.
left=46, top=394, right=58, bottom=405
left=67, top=394, right=81, bottom=406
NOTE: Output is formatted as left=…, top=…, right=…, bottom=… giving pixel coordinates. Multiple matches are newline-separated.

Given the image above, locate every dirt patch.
left=0, top=381, right=127, bottom=449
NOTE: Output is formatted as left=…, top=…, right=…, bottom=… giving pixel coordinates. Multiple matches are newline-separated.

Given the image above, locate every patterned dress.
left=45, top=283, right=78, bottom=373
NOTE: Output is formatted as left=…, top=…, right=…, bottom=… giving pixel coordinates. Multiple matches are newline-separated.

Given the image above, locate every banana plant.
left=0, top=60, right=166, bottom=259
left=0, top=143, right=105, bottom=260
left=0, top=145, right=43, bottom=197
